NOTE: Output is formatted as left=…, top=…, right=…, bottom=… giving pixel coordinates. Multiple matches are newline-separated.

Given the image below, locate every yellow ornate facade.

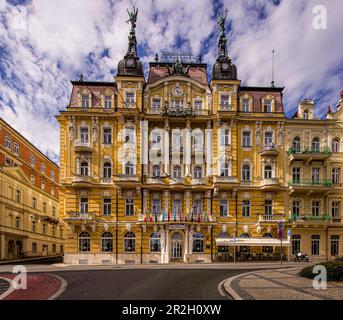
left=57, top=11, right=343, bottom=264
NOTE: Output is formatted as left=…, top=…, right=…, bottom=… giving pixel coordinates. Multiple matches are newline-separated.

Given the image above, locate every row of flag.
left=142, top=209, right=212, bottom=223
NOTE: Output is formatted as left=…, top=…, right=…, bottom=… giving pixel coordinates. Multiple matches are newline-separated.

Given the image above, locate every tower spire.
left=271, top=49, right=275, bottom=88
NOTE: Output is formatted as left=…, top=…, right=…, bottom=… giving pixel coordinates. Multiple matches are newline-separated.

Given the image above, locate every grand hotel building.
left=57, top=11, right=343, bottom=264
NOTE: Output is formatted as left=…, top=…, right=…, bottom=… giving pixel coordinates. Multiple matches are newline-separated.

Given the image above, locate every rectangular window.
left=104, top=95, right=112, bottom=109
left=103, top=127, right=112, bottom=144
left=292, top=201, right=300, bottom=216
left=173, top=100, right=182, bottom=109
left=292, top=167, right=301, bottom=183
left=125, top=198, right=134, bottom=216
left=312, top=201, right=320, bottom=216
left=292, top=235, right=301, bottom=254
left=193, top=99, right=203, bottom=111
left=51, top=170, right=55, bottom=181
left=80, top=127, right=89, bottom=144
left=220, top=94, right=231, bottom=109
left=31, top=155, right=36, bottom=167
left=32, top=197, right=36, bottom=209
left=5, top=156, right=11, bottom=166
left=42, top=224, right=46, bottom=234
left=263, top=99, right=272, bottom=112
left=41, top=163, right=45, bottom=173
left=332, top=201, right=340, bottom=219
left=81, top=94, right=90, bottom=108
left=15, top=217, right=20, bottom=229
left=311, top=235, right=320, bottom=255
left=331, top=236, right=339, bottom=256
left=152, top=198, right=161, bottom=215
left=193, top=199, right=202, bottom=215
left=242, top=131, right=251, bottom=147
left=152, top=98, right=161, bottom=111
left=264, top=131, right=273, bottom=146
left=32, top=243, right=37, bottom=253
left=220, top=129, right=230, bottom=146
left=125, top=92, right=135, bottom=104
left=15, top=190, right=21, bottom=203
left=220, top=199, right=228, bottom=217
left=241, top=98, right=250, bottom=112
left=5, top=136, right=11, bottom=149
left=80, top=198, right=88, bottom=213
left=173, top=197, right=182, bottom=215
left=103, top=198, right=111, bottom=216
left=332, top=168, right=341, bottom=184
left=52, top=244, right=56, bottom=253
left=13, top=142, right=19, bottom=156
left=242, top=200, right=251, bottom=217
left=32, top=221, right=36, bottom=232
left=264, top=200, right=273, bottom=216
left=124, top=127, right=135, bottom=143
left=312, top=168, right=320, bottom=183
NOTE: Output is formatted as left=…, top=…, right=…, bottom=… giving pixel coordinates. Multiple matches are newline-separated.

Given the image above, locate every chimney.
left=328, top=106, right=332, bottom=113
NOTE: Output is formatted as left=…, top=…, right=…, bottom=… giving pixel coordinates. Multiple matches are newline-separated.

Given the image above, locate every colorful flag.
left=161, top=209, right=165, bottom=222
left=197, top=210, right=201, bottom=222
left=173, top=208, right=176, bottom=221
left=154, top=212, right=157, bottom=222
left=179, top=208, right=182, bottom=221
left=190, top=208, right=193, bottom=222
left=167, top=211, right=170, bottom=222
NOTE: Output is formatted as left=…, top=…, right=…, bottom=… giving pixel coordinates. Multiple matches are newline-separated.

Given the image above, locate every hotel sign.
left=169, top=224, right=185, bottom=230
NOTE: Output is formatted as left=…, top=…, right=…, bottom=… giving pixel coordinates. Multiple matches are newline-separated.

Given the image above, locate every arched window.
left=264, top=165, right=272, bottom=179
left=103, top=162, right=112, bottom=178
left=78, top=232, right=90, bottom=252
left=193, top=232, right=204, bottom=253
left=152, top=165, right=161, bottom=177
left=240, top=233, right=251, bottom=238
left=149, top=232, right=161, bottom=252
left=125, top=162, right=134, bottom=175
left=194, top=166, right=202, bottom=178
left=292, top=137, right=301, bottom=152
left=101, top=232, right=113, bottom=252
left=332, top=138, right=340, bottom=153
left=292, top=234, right=301, bottom=254
left=242, top=164, right=250, bottom=181
left=173, top=165, right=182, bottom=178
left=303, top=109, right=309, bottom=119
left=124, top=232, right=135, bottom=252
left=220, top=161, right=230, bottom=177
left=311, top=137, right=320, bottom=152
left=80, top=161, right=89, bottom=176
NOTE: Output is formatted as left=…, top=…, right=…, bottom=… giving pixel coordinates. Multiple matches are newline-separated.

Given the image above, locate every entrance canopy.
left=216, top=237, right=290, bottom=247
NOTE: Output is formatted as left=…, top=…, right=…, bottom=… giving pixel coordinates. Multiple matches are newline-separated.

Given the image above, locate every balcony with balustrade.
left=218, top=104, right=232, bottom=112
left=113, top=174, right=141, bottom=184
left=260, top=178, right=281, bottom=190
left=72, top=175, right=94, bottom=188
left=73, top=140, right=93, bottom=153
left=213, top=176, right=238, bottom=189
left=257, top=214, right=285, bottom=223
left=64, top=211, right=98, bottom=231
left=137, top=212, right=217, bottom=224
left=260, top=144, right=279, bottom=156
left=288, top=179, right=333, bottom=194
left=288, top=214, right=332, bottom=226
left=287, top=147, right=332, bottom=163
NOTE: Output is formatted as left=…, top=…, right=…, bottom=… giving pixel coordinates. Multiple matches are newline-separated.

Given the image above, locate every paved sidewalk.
left=224, top=267, right=343, bottom=300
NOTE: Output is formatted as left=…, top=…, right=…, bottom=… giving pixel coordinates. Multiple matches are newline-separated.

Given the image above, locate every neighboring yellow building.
left=0, top=118, right=64, bottom=261
left=57, top=9, right=343, bottom=264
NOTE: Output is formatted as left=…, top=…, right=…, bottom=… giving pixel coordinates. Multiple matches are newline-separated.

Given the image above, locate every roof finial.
left=155, top=53, right=159, bottom=62
left=79, top=74, right=84, bottom=81
left=197, top=52, right=202, bottom=63
left=271, top=49, right=275, bottom=88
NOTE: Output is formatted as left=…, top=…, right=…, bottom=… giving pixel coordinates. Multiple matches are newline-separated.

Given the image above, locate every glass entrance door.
left=171, top=232, right=182, bottom=259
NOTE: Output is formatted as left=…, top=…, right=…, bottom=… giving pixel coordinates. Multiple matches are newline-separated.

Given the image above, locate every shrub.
left=299, top=261, right=343, bottom=281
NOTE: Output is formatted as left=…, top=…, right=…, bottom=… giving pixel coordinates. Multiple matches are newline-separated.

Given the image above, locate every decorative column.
left=184, top=225, right=189, bottom=263
left=206, top=190, right=211, bottom=214
left=140, top=120, right=149, bottom=175
left=164, top=190, right=169, bottom=214
left=185, top=190, right=191, bottom=218
left=143, top=189, right=148, bottom=214
left=184, top=120, right=191, bottom=177
left=164, top=120, right=170, bottom=175
left=0, top=233, right=5, bottom=261
left=165, top=225, right=170, bottom=263
left=205, top=121, right=213, bottom=177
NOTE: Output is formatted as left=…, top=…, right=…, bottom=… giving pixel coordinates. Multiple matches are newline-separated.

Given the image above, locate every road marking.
left=217, top=279, right=228, bottom=297
left=0, top=277, right=15, bottom=300
left=47, top=274, right=68, bottom=300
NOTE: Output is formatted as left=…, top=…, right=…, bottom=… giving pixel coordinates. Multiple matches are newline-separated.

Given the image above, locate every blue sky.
left=0, top=0, right=342, bottom=164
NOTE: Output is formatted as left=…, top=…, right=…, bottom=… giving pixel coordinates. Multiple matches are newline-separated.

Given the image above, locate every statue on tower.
left=126, top=6, right=138, bottom=31
left=217, top=8, right=228, bottom=35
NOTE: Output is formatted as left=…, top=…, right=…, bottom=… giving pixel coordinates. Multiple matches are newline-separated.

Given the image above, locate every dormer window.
left=81, top=94, right=90, bottom=108
left=193, top=99, right=203, bottom=111
left=263, top=99, right=272, bottom=112
left=242, top=98, right=250, bottom=112
left=220, top=94, right=231, bottom=110
left=152, top=98, right=161, bottom=111
left=125, top=92, right=135, bottom=105
left=303, top=109, right=309, bottom=119
left=104, top=95, right=112, bottom=109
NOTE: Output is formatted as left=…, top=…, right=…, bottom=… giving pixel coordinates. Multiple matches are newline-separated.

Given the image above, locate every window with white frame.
left=312, top=201, right=320, bottom=216
left=332, top=201, right=340, bottom=218
left=303, top=109, right=309, bottom=119
left=173, top=195, right=182, bottom=215
left=312, top=167, right=320, bottom=183
left=104, top=95, right=112, bottom=109
left=41, top=163, right=45, bottom=173
left=152, top=165, right=161, bottom=177
left=173, top=165, right=182, bottom=178
left=124, top=127, right=135, bottom=143
left=80, top=161, right=89, bottom=176
left=103, top=198, right=111, bottom=215
left=332, top=138, right=340, bottom=152
left=194, top=166, right=202, bottom=178
left=242, top=200, right=251, bottom=217
left=152, top=197, right=161, bottom=215
left=193, top=99, right=203, bottom=111
left=311, top=137, right=320, bottom=152
left=150, top=232, right=161, bottom=252
left=292, top=137, right=301, bottom=152
left=264, top=165, right=272, bottom=179
left=292, top=200, right=300, bottom=216
left=220, top=94, right=231, bottom=109
left=331, top=235, right=339, bottom=256
left=125, top=162, right=134, bottom=175
left=292, top=167, right=301, bottom=183
left=332, top=168, right=341, bottom=184
left=101, top=232, right=113, bottom=252
left=193, top=132, right=202, bottom=151
left=241, top=98, right=250, bottom=112
left=152, top=98, right=161, bottom=111
left=79, top=232, right=90, bottom=252
left=103, top=127, right=112, bottom=144
left=124, top=232, right=135, bottom=252
left=80, top=198, right=88, bottom=213
left=80, top=127, right=89, bottom=144
left=242, top=131, right=251, bottom=147
left=264, top=200, right=273, bottom=216
left=263, top=98, right=272, bottom=112
left=103, top=162, right=112, bottom=178
left=220, top=161, right=230, bottom=176
left=221, top=128, right=230, bottom=146
left=31, top=155, right=36, bottom=167
left=172, top=131, right=182, bottom=151
left=125, top=197, right=134, bottom=216
left=220, top=198, right=228, bottom=217
left=13, top=142, right=19, bottom=155
left=5, top=136, right=11, bottom=149
left=172, top=100, right=182, bottom=109
left=152, top=132, right=161, bottom=144
left=193, top=196, right=202, bottom=215
left=264, top=131, right=273, bottom=146
left=81, top=94, right=90, bottom=108
left=242, top=164, right=250, bottom=181
left=125, top=92, right=135, bottom=105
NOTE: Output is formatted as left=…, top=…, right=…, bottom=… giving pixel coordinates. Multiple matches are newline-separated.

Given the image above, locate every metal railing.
left=288, top=180, right=333, bottom=187
left=258, top=214, right=284, bottom=222
left=287, top=147, right=332, bottom=156
left=66, top=212, right=96, bottom=220
left=289, top=214, right=331, bottom=222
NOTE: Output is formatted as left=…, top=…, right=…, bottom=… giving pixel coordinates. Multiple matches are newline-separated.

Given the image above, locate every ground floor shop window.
left=311, top=235, right=320, bottom=255
left=193, top=232, right=204, bottom=253
left=331, top=235, right=339, bottom=256
left=218, top=246, right=229, bottom=253
left=101, top=232, right=113, bottom=252
left=150, top=232, right=161, bottom=252
left=79, top=232, right=90, bottom=252
left=292, top=235, right=301, bottom=254
left=124, top=232, right=135, bottom=252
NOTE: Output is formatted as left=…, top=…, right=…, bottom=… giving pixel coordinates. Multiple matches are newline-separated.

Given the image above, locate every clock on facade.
left=172, top=85, right=183, bottom=97
left=126, top=58, right=135, bottom=67
left=222, top=62, right=229, bottom=70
